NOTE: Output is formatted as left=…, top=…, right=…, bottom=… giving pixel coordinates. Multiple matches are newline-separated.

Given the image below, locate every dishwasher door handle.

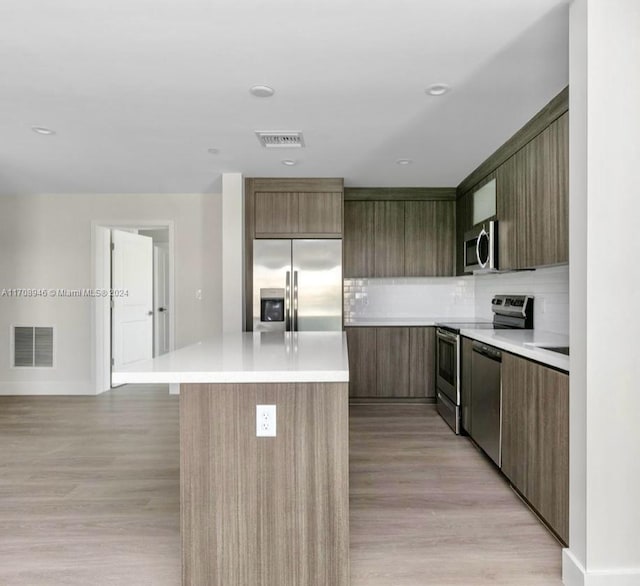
left=472, top=341, right=502, bottom=362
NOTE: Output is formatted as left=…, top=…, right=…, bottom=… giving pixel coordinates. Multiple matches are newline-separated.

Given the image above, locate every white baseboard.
left=564, top=550, right=586, bottom=586
left=0, top=381, right=96, bottom=395
left=563, top=549, right=640, bottom=586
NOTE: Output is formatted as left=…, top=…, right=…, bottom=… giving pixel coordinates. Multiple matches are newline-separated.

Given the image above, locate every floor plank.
left=0, top=388, right=562, bottom=585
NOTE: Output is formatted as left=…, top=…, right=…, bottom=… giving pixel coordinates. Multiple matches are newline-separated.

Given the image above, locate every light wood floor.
left=0, top=387, right=562, bottom=585
left=349, top=404, right=563, bottom=586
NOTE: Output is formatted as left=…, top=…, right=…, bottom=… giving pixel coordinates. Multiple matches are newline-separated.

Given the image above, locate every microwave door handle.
left=476, top=228, right=487, bottom=268
left=285, top=271, right=291, bottom=331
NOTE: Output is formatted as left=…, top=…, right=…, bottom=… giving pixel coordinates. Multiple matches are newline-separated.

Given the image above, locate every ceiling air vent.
left=255, top=131, right=305, bottom=149
left=12, top=326, right=54, bottom=368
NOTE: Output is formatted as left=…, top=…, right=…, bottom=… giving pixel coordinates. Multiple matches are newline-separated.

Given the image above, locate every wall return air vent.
left=12, top=326, right=54, bottom=367
left=255, top=131, right=305, bottom=149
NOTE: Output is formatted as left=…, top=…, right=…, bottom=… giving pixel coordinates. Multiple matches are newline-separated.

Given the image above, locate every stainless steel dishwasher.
left=470, top=341, right=502, bottom=466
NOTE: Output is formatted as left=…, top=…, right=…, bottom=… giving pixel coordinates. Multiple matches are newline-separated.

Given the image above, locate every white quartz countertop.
left=112, top=331, right=350, bottom=385
left=459, top=328, right=570, bottom=372
left=344, top=316, right=488, bottom=327
left=344, top=316, right=569, bottom=371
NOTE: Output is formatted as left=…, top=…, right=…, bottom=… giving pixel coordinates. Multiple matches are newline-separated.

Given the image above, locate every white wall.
left=0, top=193, right=222, bottom=395
left=221, top=173, right=244, bottom=333
left=564, top=1, right=640, bottom=584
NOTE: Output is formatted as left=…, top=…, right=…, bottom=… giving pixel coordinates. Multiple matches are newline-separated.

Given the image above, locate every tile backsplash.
left=474, top=265, right=569, bottom=335
left=344, top=276, right=475, bottom=320
left=344, top=264, right=569, bottom=335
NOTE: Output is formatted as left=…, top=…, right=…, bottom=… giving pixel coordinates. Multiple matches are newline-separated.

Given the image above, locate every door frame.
left=153, top=242, right=170, bottom=357
left=91, top=220, right=175, bottom=394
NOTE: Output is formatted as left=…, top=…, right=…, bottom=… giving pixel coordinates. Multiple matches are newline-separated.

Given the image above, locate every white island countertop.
left=112, top=331, right=350, bottom=385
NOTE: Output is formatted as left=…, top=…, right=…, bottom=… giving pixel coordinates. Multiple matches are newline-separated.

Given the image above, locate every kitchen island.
left=113, top=331, right=350, bottom=586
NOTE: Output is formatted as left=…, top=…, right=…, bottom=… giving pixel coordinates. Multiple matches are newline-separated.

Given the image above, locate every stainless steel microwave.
left=463, top=220, right=499, bottom=274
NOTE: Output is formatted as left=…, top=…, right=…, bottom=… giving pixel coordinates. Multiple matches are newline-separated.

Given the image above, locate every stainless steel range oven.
left=436, top=327, right=461, bottom=433
left=435, top=294, right=534, bottom=435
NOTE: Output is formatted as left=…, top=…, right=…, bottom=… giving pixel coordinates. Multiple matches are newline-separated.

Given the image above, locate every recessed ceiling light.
left=281, top=159, right=298, bottom=166
left=250, top=85, right=275, bottom=98
left=425, top=83, right=451, bottom=96
left=396, top=159, right=413, bottom=166
left=207, top=148, right=219, bottom=155
left=32, top=126, right=56, bottom=135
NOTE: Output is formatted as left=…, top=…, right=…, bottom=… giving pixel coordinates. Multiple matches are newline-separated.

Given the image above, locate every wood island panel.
left=180, top=382, right=350, bottom=586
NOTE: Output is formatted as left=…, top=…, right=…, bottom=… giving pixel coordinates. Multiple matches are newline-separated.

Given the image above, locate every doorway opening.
left=92, top=221, right=175, bottom=394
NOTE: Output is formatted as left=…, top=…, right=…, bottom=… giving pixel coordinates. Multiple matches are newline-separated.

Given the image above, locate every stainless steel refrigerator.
left=252, top=239, right=342, bottom=332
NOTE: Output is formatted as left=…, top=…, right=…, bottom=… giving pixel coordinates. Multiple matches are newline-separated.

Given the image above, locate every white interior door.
left=153, top=244, right=170, bottom=356
left=111, top=230, right=153, bottom=375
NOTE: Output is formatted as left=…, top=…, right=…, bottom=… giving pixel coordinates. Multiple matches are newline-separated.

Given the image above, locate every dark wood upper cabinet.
left=456, top=88, right=568, bottom=273
left=249, top=178, right=344, bottom=239
left=254, top=191, right=299, bottom=235
left=375, top=327, right=410, bottom=397
left=343, top=201, right=375, bottom=278
left=374, top=202, right=405, bottom=278
left=297, top=191, right=343, bottom=236
left=458, top=112, right=568, bottom=272
left=344, top=193, right=456, bottom=278
left=404, top=201, right=455, bottom=277
left=455, top=191, right=473, bottom=276
left=541, top=112, right=569, bottom=266
left=495, top=155, right=519, bottom=271
left=508, top=112, right=569, bottom=269
left=502, top=352, right=569, bottom=544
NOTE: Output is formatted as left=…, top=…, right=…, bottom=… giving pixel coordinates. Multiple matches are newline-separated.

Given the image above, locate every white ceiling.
left=0, top=0, right=569, bottom=194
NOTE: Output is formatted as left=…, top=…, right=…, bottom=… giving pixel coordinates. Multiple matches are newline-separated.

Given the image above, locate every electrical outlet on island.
left=256, top=405, right=276, bottom=437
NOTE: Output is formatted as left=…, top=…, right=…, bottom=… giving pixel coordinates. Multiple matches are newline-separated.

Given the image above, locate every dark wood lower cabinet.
left=460, top=337, right=473, bottom=432
left=376, top=328, right=410, bottom=397
left=345, top=327, right=377, bottom=397
left=346, top=326, right=434, bottom=399
left=501, top=353, right=569, bottom=544
left=409, top=327, right=435, bottom=398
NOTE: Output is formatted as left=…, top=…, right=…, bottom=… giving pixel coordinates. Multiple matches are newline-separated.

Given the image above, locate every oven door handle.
left=436, top=329, right=459, bottom=343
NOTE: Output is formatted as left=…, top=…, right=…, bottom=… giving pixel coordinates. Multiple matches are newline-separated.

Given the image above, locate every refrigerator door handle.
left=293, top=270, right=299, bottom=332
left=285, top=271, right=291, bottom=331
